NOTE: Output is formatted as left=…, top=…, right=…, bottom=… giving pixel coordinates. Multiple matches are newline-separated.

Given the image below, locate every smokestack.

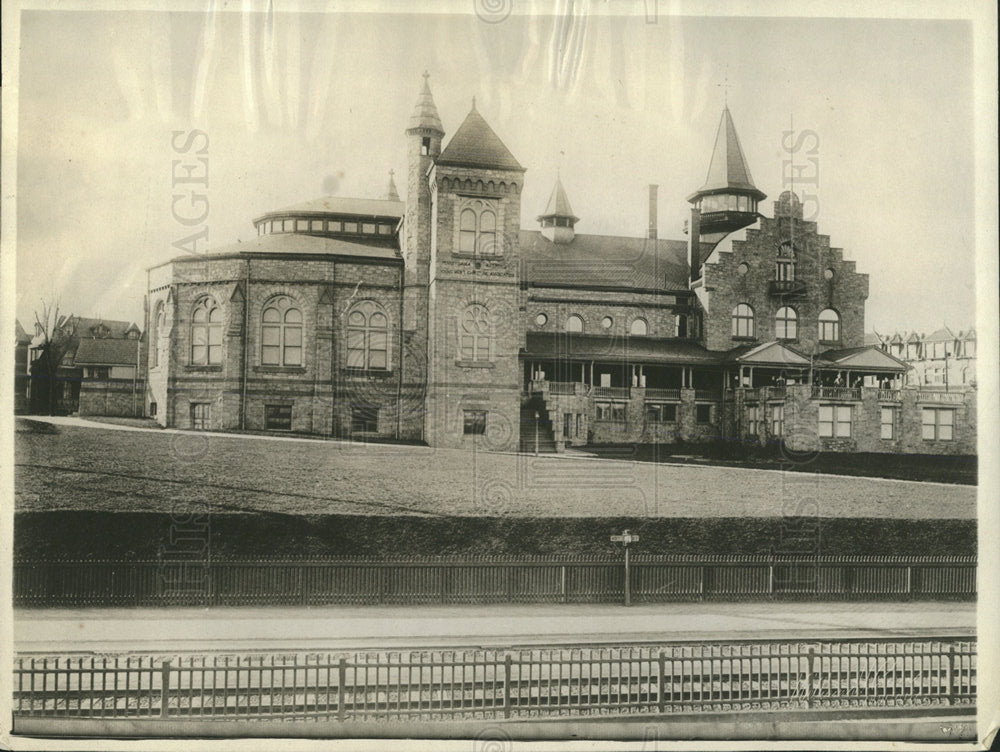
left=647, top=184, right=658, bottom=239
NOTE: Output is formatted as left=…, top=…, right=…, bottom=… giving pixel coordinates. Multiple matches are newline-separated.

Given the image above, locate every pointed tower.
left=687, top=106, right=766, bottom=283
left=384, top=170, right=400, bottom=202
left=536, top=176, right=578, bottom=244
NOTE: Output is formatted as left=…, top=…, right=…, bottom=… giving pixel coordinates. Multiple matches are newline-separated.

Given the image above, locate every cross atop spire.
left=471, top=96, right=477, bottom=111
left=384, top=169, right=400, bottom=202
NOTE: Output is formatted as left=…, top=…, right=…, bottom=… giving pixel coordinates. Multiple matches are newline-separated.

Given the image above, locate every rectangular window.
left=746, top=404, right=761, bottom=435
left=328, top=220, right=342, bottom=233
left=283, top=219, right=294, bottom=232
left=310, top=220, right=323, bottom=232
left=265, top=404, right=293, bottom=431
left=191, top=403, right=210, bottom=430
left=922, top=408, right=954, bottom=441
left=646, top=403, right=677, bottom=424
left=880, top=407, right=895, bottom=439
left=351, top=405, right=379, bottom=433
left=362, top=222, right=376, bottom=234
left=421, top=137, right=430, bottom=156
left=696, top=404, right=712, bottom=424
left=819, top=405, right=852, bottom=438
left=771, top=404, right=784, bottom=437
left=270, top=220, right=280, bottom=233
left=296, top=219, right=308, bottom=232
left=343, top=221, right=358, bottom=233
left=377, top=224, right=393, bottom=235
left=346, top=330, right=366, bottom=369
left=596, top=402, right=626, bottom=423
left=463, top=409, right=487, bottom=435
left=149, top=402, right=157, bottom=417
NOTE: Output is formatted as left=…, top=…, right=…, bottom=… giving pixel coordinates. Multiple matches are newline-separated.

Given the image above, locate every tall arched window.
left=191, top=297, right=222, bottom=365
left=731, top=304, right=754, bottom=338
left=776, top=242, right=796, bottom=281
left=152, top=301, right=164, bottom=367
left=630, top=318, right=648, bottom=336
left=346, top=301, right=389, bottom=370
left=261, top=296, right=303, bottom=366
left=818, top=308, right=841, bottom=342
left=460, top=304, right=492, bottom=361
left=566, top=314, right=584, bottom=333
left=457, top=201, right=500, bottom=256
left=775, top=306, right=798, bottom=340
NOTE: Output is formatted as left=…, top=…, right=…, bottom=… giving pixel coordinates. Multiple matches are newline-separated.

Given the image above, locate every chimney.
left=647, top=184, right=658, bottom=240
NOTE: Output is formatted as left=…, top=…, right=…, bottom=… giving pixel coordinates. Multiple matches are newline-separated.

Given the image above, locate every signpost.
left=610, top=529, right=640, bottom=606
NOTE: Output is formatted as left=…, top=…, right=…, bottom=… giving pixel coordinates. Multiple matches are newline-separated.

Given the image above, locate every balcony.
left=812, top=386, right=861, bottom=401
left=768, top=279, right=808, bottom=298
left=694, top=389, right=721, bottom=401
left=549, top=381, right=578, bottom=396
left=643, top=388, right=682, bottom=400
left=876, top=388, right=902, bottom=402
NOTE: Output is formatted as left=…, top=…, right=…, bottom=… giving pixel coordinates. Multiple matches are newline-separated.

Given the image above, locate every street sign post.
left=610, top=529, right=640, bottom=606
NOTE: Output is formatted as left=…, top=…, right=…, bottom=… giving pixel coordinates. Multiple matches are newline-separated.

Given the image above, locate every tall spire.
left=384, top=169, right=400, bottom=202
left=694, top=106, right=765, bottom=199
left=537, top=176, right=578, bottom=244
left=407, top=71, right=444, bottom=135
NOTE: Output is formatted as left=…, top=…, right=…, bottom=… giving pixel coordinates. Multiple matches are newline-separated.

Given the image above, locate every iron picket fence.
left=13, top=555, right=976, bottom=607
left=13, top=637, right=976, bottom=721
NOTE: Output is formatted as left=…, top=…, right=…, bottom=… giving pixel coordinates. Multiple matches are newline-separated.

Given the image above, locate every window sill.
left=450, top=253, right=503, bottom=260
left=184, top=365, right=223, bottom=372
left=455, top=360, right=495, bottom=368
left=342, top=369, right=394, bottom=378
left=255, top=366, right=306, bottom=374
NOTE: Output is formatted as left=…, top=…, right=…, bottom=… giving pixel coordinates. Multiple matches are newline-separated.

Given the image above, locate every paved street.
left=15, top=601, right=974, bottom=653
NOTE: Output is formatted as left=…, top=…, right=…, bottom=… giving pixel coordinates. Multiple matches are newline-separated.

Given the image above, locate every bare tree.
left=31, top=299, right=73, bottom=415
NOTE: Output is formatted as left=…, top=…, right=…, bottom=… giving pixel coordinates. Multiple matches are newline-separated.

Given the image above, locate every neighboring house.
left=144, top=75, right=974, bottom=455
left=14, top=320, right=32, bottom=413
left=28, top=315, right=143, bottom=416
left=867, top=327, right=976, bottom=389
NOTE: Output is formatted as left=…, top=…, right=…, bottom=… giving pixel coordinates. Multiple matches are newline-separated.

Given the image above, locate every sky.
left=12, top=4, right=980, bottom=335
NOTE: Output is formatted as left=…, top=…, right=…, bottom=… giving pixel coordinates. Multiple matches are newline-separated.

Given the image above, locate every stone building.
left=144, top=75, right=976, bottom=455
left=867, top=327, right=976, bottom=388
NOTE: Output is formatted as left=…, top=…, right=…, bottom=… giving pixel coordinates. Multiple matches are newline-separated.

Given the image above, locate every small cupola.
left=536, top=176, right=579, bottom=244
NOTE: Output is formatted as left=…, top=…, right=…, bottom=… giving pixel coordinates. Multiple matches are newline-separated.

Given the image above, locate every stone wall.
left=79, top=379, right=145, bottom=417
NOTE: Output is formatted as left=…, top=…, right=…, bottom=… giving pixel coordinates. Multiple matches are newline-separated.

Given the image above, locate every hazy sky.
left=14, top=5, right=977, bottom=335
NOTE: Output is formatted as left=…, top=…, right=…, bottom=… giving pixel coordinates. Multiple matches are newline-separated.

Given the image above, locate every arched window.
left=152, top=301, right=164, bottom=367
left=457, top=201, right=500, bottom=256
left=191, top=297, right=222, bottom=365
left=346, top=301, right=389, bottom=370
left=630, top=318, right=648, bottom=336
left=775, top=306, right=798, bottom=340
left=460, top=305, right=492, bottom=361
left=261, top=296, right=303, bottom=366
left=566, top=314, right=584, bottom=333
left=818, top=308, right=841, bottom=342
left=776, top=242, right=796, bottom=281
left=731, top=304, right=754, bottom=338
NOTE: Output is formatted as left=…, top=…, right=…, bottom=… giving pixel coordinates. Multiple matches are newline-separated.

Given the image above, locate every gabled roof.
left=437, top=104, right=523, bottom=172
left=74, top=338, right=141, bottom=367
left=689, top=107, right=765, bottom=201
left=961, top=327, right=976, bottom=340
left=15, top=319, right=31, bottom=344
left=725, top=341, right=812, bottom=367
left=538, top=177, right=578, bottom=221
left=818, top=345, right=909, bottom=372
left=863, top=331, right=884, bottom=347
left=523, top=331, right=723, bottom=365
left=255, top=196, right=404, bottom=223
left=407, top=72, right=444, bottom=134
left=62, top=316, right=137, bottom=339
left=925, top=326, right=956, bottom=342
left=906, top=331, right=923, bottom=342
left=520, top=231, right=695, bottom=291
left=887, top=332, right=904, bottom=343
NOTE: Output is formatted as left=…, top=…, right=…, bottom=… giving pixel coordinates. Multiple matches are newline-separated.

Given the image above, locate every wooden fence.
left=13, top=636, right=976, bottom=721
left=14, top=555, right=976, bottom=607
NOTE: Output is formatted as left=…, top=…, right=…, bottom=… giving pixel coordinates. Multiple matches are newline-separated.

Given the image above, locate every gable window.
left=460, top=305, right=492, bottom=361
left=191, top=297, right=222, bottom=365
left=346, top=301, right=389, bottom=370
left=775, top=306, right=798, bottom=340
left=630, top=318, right=648, bottom=336
left=776, top=242, right=796, bottom=281
left=463, top=409, right=487, bottom=435
left=818, top=309, right=841, bottom=342
left=922, top=408, right=954, bottom=441
left=261, top=296, right=303, bottom=366
left=458, top=203, right=499, bottom=256
left=731, top=304, right=754, bottom=338
left=819, top=404, right=852, bottom=438
left=566, top=314, right=584, bottom=333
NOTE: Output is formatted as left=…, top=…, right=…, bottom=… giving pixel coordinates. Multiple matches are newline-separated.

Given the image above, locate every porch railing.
left=591, top=386, right=630, bottom=399
left=876, top=388, right=902, bottom=402
left=812, top=386, right=862, bottom=401
left=549, top=381, right=578, bottom=396
left=643, top=388, right=682, bottom=401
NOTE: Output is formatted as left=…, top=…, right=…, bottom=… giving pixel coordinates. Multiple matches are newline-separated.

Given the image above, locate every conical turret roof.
left=384, top=170, right=400, bottom=201
left=407, top=72, right=444, bottom=134
left=537, top=177, right=578, bottom=222
left=437, top=102, right=523, bottom=171
left=690, top=106, right=765, bottom=201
